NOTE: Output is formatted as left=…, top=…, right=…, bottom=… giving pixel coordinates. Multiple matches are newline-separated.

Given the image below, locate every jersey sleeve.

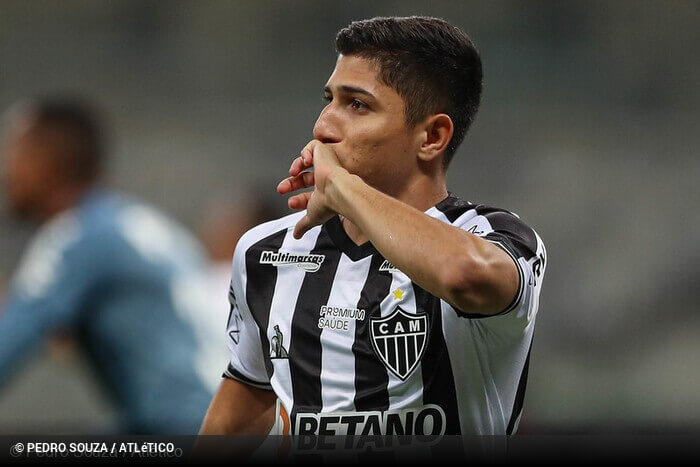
left=222, top=243, right=273, bottom=391
left=0, top=214, right=101, bottom=383
left=457, top=206, right=547, bottom=335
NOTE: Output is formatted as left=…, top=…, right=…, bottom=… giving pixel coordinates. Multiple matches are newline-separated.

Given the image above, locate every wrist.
left=326, top=168, right=361, bottom=214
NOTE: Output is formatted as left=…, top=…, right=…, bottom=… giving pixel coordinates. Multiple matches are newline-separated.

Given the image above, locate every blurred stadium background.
left=0, top=0, right=698, bottom=433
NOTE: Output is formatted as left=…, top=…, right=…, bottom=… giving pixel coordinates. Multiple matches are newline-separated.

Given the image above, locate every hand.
left=277, top=140, right=349, bottom=239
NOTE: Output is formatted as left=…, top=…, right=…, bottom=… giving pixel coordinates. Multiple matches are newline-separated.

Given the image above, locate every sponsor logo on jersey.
left=318, top=305, right=366, bottom=331
left=227, top=287, right=242, bottom=345
left=466, top=225, right=485, bottom=235
left=378, top=259, right=400, bottom=273
left=259, top=250, right=325, bottom=273
left=228, top=312, right=241, bottom=345
left=370, top=307, right=428, bottom=380
left=294, top=405, right=446, bottom=436
left=270, top=325, right=289, bottom=359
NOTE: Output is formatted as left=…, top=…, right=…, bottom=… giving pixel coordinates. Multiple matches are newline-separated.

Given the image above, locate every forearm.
left=194, top=379, right=276, bottom=461
left=199, top=378, right=276, bottom=435
left=327, top=173, right=517, bottom=314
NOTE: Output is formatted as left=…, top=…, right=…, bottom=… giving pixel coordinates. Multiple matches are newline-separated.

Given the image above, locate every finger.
left=287, top=191, right=312, bottom=210
left=277, top=171, right=315, bottom=194
left=300, top=142, right=316, bottom=167
left=293, top=214, right=314, bottom=239
left=289, top=156, right=305, bottom=176
left=289, top=143, right=316, bottom=176
left=290, top=141, right=320, bottom=175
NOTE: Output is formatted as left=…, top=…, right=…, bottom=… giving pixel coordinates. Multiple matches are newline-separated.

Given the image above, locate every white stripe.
left=266, top=224, right=323, bottom=414
left=425, top=205, right=450, bottom=223
left=319, top=253, right=372, bottom=412
left=440, top=300, right=506, bottom=435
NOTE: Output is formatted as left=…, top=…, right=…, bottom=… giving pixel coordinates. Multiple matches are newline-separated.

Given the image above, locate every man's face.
left=1, top=121, right=55, bottom=219
left=313, top=55, right=421, bottom=193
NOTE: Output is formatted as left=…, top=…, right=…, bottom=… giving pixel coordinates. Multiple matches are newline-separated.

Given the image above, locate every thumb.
left=293, top=215, right=313, bottom=240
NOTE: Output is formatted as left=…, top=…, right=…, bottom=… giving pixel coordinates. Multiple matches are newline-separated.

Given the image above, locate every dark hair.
left=336, top=16, right=482, bottom=168
left=29, top=98, right=105, bottom=183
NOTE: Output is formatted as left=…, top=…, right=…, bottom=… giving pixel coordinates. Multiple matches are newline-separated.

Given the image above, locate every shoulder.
left=79, top=191, right=206, bottom=267
left=435, top=194, right=544, bottom=262
left=10, top=211, right=84, bottom=300
left=231, top=211, right=306, bottom=270
left=235, top=211, right=306, bottom=256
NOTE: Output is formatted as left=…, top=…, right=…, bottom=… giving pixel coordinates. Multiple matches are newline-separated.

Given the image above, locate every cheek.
left=339, top=119, right=413, bottom=175
left=369, top=132, right=412, bottom=164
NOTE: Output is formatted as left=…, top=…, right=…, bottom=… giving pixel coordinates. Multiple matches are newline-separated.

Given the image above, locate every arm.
left=0, top=219, right=92, bottom=385
left=278, top=140, right=519, bottom=316
left=199, top=377, right=276, bottom=435
left=0, top=296, right=54, bottom=385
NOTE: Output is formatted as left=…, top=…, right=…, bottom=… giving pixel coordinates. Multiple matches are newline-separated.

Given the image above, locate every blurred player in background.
left=0, top=98, right=213, bottom=434
left=201, top=16, right=546, bottom=437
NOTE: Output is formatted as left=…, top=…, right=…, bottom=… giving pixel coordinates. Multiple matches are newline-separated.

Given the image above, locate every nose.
left=312, top=104, right=341, bottom=144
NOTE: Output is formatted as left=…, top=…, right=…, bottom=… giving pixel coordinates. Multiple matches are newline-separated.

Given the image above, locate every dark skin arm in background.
left=194, top=378, right=276, bottom=460
left=199, top=377, right=276, bottom=435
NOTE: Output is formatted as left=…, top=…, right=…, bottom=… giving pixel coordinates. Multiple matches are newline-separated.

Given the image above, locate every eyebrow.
left=324, top=85, right=376, bottom=100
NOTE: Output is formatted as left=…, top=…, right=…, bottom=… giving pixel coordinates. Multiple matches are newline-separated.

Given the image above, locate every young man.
left=0, top=99, right=214, bottom=433
left=201, top=16, right=546, bottom=436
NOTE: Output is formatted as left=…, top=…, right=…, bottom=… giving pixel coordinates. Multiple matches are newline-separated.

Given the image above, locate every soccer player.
left=200, top=16, right=546, bottom=436
left=0, top=98, right=213, bottom=433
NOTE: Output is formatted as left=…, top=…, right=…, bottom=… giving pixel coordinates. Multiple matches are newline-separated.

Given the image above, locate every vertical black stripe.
left=434, top=194, right=473, bottom=223
left=245, top=229, right=287, bottom=379
left=397, top=337, right=408, bottom=376
left=352, top=254, right=392, bottom=411
left=414, top=284, right=462, bottom=435
left=506, top=335, right=534, bottom=435
left=288, top=225, right=342, bottom=426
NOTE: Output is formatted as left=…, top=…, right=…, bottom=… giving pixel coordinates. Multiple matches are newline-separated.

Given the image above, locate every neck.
left=39, top=182, right=95, bottom=220
left=388, top=173, right=449, bottom=212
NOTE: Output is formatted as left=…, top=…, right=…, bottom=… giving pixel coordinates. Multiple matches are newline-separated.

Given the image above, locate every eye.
left=350, top=99, right=368, bottom=111
left=322, top=94, right=332, bottom=103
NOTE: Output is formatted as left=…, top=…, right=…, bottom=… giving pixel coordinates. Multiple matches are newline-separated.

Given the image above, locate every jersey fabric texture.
left=224, top=193, right=546, bottom=435
left=0, top=189, right=213, bottom=434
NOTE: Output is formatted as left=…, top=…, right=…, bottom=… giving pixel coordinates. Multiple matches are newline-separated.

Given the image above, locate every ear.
left=417, top=114, right=454, bottom=164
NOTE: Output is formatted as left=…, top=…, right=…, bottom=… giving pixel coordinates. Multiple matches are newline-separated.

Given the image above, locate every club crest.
left=370, top=307, right=428, bottom=380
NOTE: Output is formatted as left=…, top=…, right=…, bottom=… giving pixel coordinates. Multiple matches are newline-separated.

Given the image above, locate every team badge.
left=370, top=307, right=428, bottom=380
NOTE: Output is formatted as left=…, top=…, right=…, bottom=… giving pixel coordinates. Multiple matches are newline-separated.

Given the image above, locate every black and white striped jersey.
left=223, top=193, right=546, bottom=435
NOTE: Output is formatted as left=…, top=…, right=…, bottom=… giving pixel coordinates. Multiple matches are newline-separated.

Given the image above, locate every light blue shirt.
left=0, top=190, right=213, bottom=434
